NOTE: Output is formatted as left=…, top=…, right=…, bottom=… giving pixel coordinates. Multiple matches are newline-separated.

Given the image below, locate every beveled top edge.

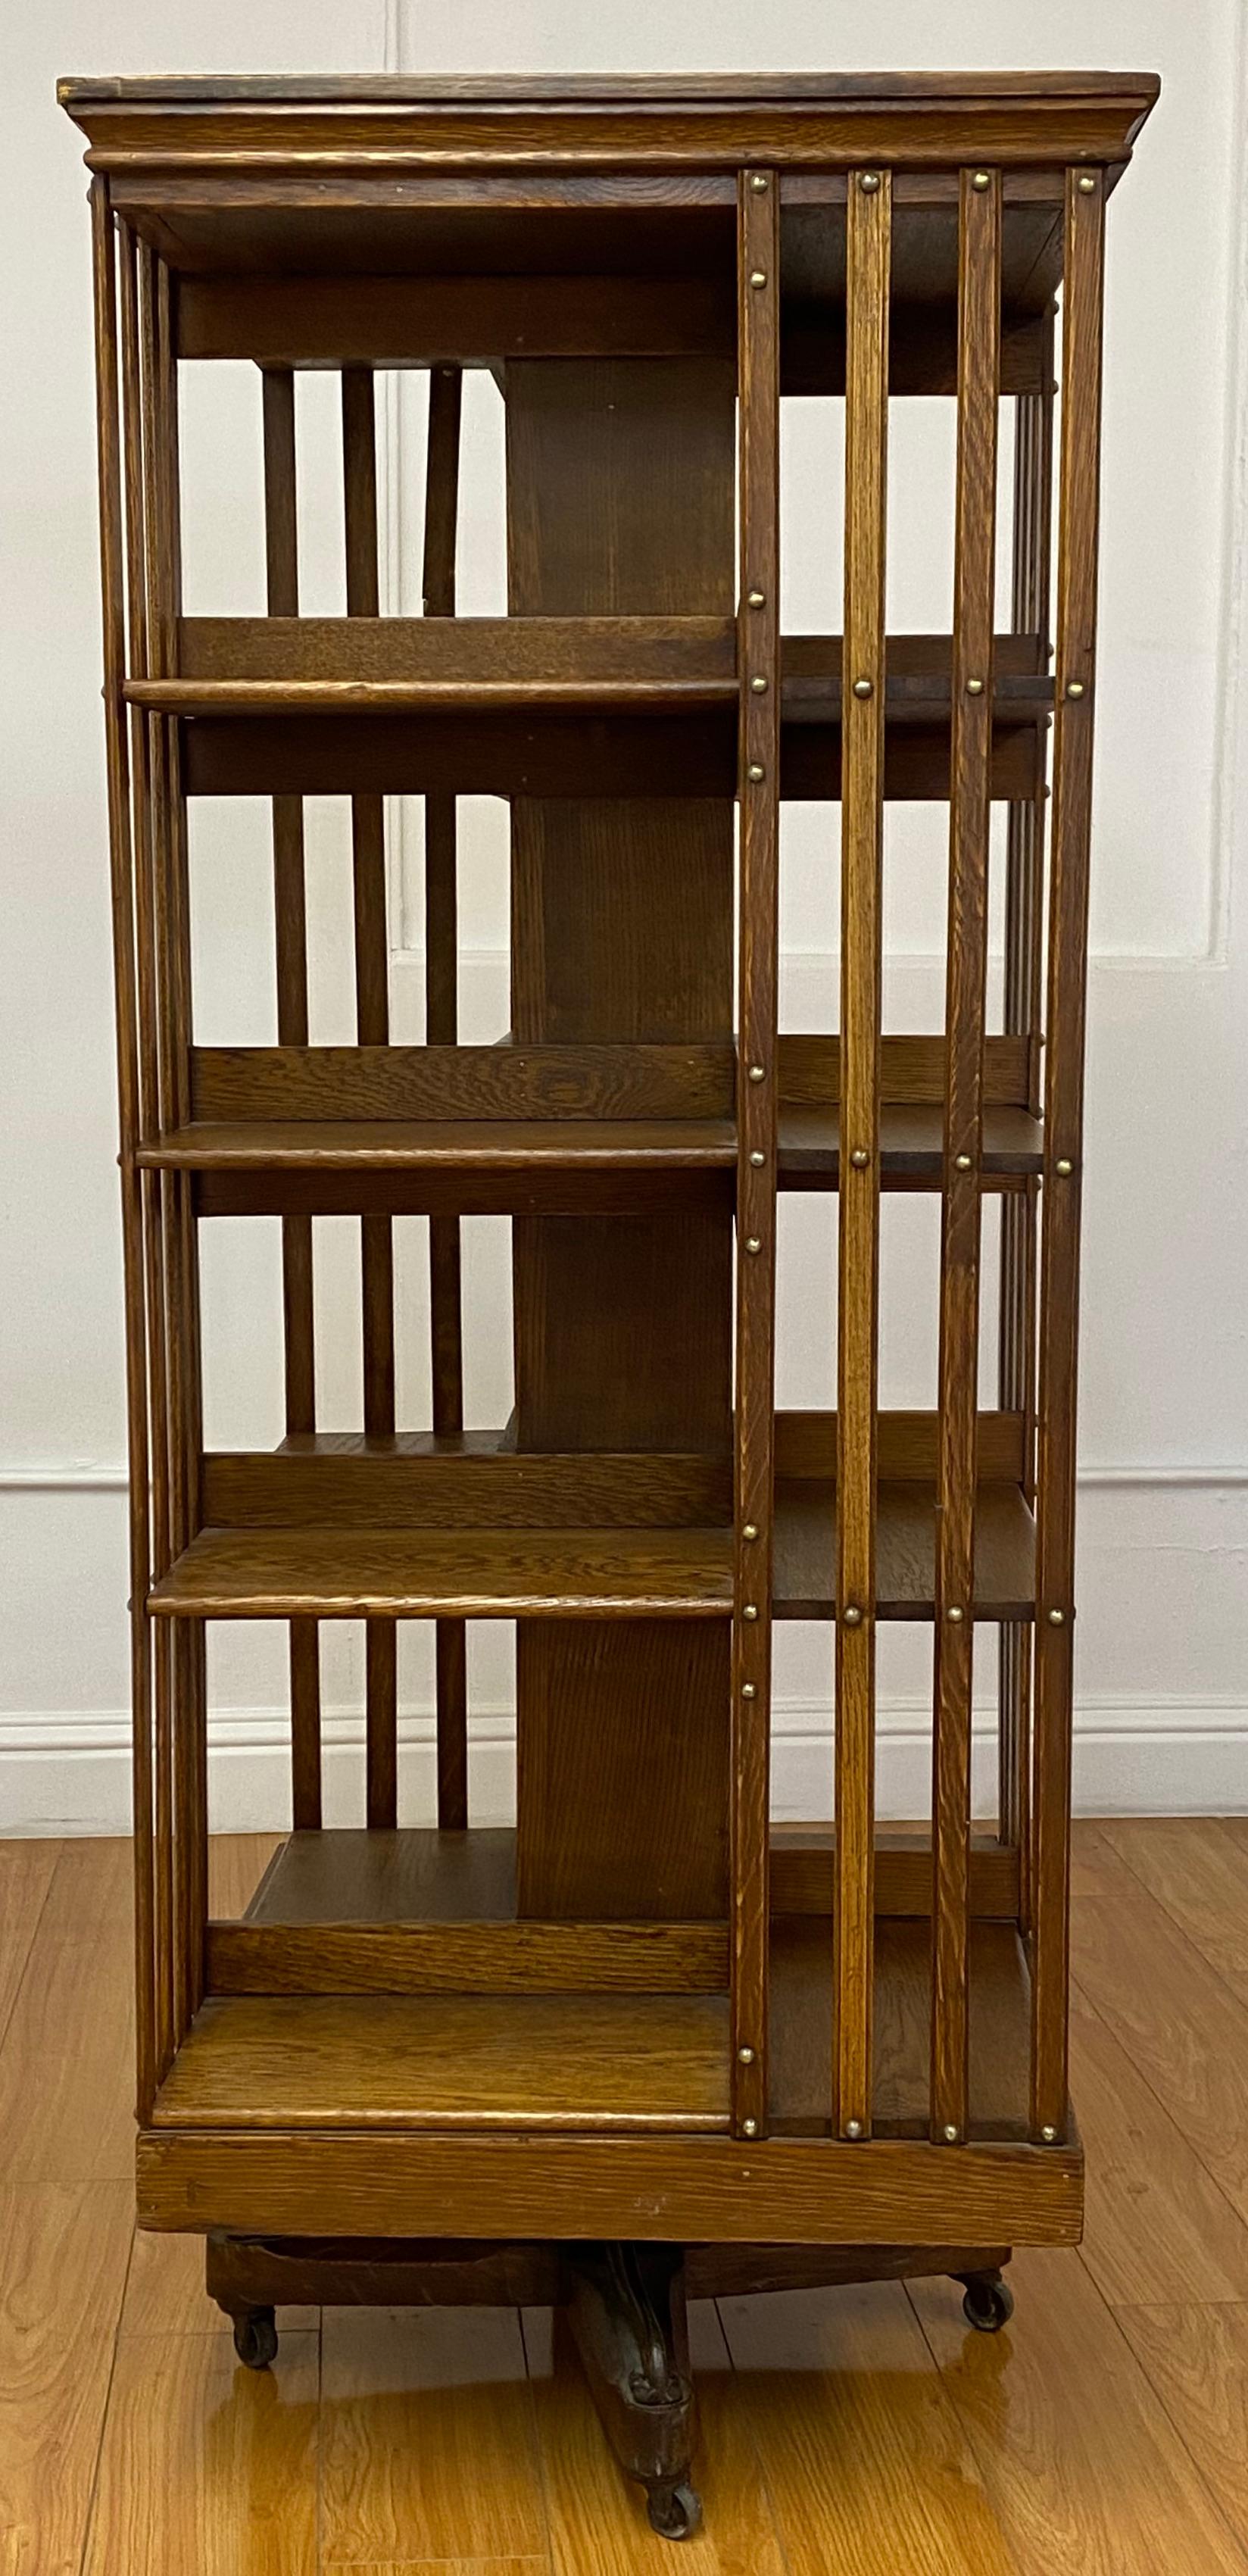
left=58, top=68, right=1162, bottom=111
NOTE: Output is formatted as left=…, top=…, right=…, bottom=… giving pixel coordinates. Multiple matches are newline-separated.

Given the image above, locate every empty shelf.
left=778, top=1102, right=1044, bottom=1185
left=770, top=1916, right=1032, bottom=2137
left=773, top=1480, right=1036, bottom=1619
left=138, top=1118, right=735, bottom=1172
left=148, top=1524, right=735, bottom=1618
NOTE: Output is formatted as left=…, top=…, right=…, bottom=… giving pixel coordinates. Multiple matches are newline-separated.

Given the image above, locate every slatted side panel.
left=999, top=305, right=1053, bottom=1921
left=732, top=170, right=780, bottom=2140
left=342, top=369, right=398, bottom=1831
left=834, top=166, right=890, bottom=2141
left=92, top=183, right=159, bottom=2114
left=261, top=367, right=323, bottom=1834
left=423, top=366, right=470, bottom=1829
left=931, top=167, right=1001, bottom=2144
left=1032, top=167, right=1106, bottom=2140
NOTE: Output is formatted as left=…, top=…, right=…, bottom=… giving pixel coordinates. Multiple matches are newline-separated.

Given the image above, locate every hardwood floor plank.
left=910, top=2246, right=1248, bottom=2576
left=523, top=2300, right=784, bottom=2574
left=83, top=2326, right=320, bottom=2575
left=119, top=2225, right=317, bottom=2339
left=0, top=1841, right=61, bottom=2045
left=1069, top=1819, right=1144, bottom=1904
left=1070, top=1981, right=1248, bottom=2308
left=322, top=2563, right=551, bottom=2575
left=1115, top=2303, right=1248, bottom=2559
left=0, top=2181, right=134, bottom=2576
left=0, top=1875, right=134, bottom=2183
left=320, top=2306, right=547, bottom=2565
left=717, top=2281, right=1015, bottom=2574
left=1072, top=1892, right=1248, bottom=2226
left=1100, top=1820, right=1248, bottom=2003
left=208, top=1832, right=285, bottom=1922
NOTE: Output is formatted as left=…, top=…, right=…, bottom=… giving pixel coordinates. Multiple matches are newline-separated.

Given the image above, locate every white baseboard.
left=1, top=1700, right=1243, bottom=1837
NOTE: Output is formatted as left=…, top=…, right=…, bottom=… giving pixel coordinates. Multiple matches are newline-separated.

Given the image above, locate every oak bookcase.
left=62, top=68, right=1157, bottom=2537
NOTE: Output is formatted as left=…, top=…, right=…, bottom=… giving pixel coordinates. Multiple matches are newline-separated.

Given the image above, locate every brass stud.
left=845, top=2117, right=863, bottom=2138
left=748, top=1064, right=766, bottom=1082
left=943, top=2123, right=959, bottom=2142
left=966, top=676, right=985, bottom=696
left=750, top=1149, right=766, bottom=1166
left=842, top=1604, right=863, bottom=1628
left=1047, top=1607, right=1065, bottom=1626
left=850, top=1146, right=870, bottom=1169
left=1055, top=1157, right=1073, bottom=1177
left=741, top=1682, right=757, bottom=1699
left=1065, top=679, right=1086, bottom=700
left=747, top=761, right=766, bottom=782
left=745, top=1236, right=762, bottom=1255
left=859, top=172, right=881, bottom=194
left=954, top=1153, right=973, bottom=1172
left=738, top=2043, right=756, bottom=2063
left=750, top=269, right=768, bottom=289
left=1041, top=2123, right=1058, bottom=2142
left=1078, top=173, right=1097, bottom=193
left=972, top=170, right=991, bottom=191
left=742, top=1604, right=759, bottom=1622
left=743, top=1522, right=759, bottom=1540
left=747, top=588, right=766, bottom=607
left=947, top=1606, right=965, bottom=1624
left=742, top=2117, right=759, bottom=2137
left=750, top=173, right=769, bottom=193
left=852, top=676, right=874, bottom=699
left=750, top=674, right=769, bottom=694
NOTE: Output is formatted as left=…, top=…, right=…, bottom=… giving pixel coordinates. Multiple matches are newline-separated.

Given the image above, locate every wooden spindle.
left=931, top=167, right=1000, bottom=2144
left=261, top=366, right=323, bottom=1832
left=835, top=164, right=891, bottom=2141
left=423, top=364, right=469, bottom=1831
left=342, top=366, right=398, bottom=1829
left=732, top=170, right=780, bottom=2140
left=1031, top=167, right=1106, bottom=2142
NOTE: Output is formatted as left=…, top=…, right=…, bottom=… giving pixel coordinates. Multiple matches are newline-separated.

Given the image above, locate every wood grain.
left=1099, top=1817, right=1248, bottom=2002
left=83, top=2328, right=320, bottom=2574
left=205, top=1917, right=729, bottom=1994
left=1069, top=1979, right=1248, bottom=2309
left=1115, top=2302, right=1248, bottom=2559
left=1072, top=1891, right=1248, bottom=2228
left=320, top=2307, right=546, bottom=2565
left=191, top=1040, right=735, bottom=1122
left=149, top=1524, right=735, bottom=1618
left=0, top=2181, right=135, bottom=2573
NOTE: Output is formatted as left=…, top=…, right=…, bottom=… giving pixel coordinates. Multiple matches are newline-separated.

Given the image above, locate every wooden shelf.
left=139, top=1117, right=735, bottom=1174
left=778, top=1102, right=1043, bottom=1186
left=771, top=1917, right=1031, bottom=2137
left=773, top=1480, right=1036, bottom=1620
left=148, top=1524, right=735, bottom=1619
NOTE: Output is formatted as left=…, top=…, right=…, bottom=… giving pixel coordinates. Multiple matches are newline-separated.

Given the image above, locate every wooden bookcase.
left=63, top=69, right=1156, bottom=2537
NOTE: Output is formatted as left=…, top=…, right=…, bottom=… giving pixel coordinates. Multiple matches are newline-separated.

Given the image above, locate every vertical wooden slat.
left=423, top=364, right=469, bottom=1831
left=931, top=167, right=1001, bottom=2144
left=835, top=164, right=891, bottom=2141
left=732, top=170, right=780, bottom=2140
left=342, top=367, right=398, bottom=1829
left=261, top=367, right=323, bottom=1832
left=1031, top=167, right=1106, bottom=2141
left=91, top=177, right=157, bottom=2119
left=999, top=308, right=1054, bottom=1917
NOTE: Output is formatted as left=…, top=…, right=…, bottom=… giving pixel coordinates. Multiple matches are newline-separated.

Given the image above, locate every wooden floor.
left=5, top=1820, right=1248, bottom=2573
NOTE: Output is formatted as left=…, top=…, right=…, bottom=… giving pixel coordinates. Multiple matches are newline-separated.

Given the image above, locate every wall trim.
left=5, top=1463, right=1246, bottom=1494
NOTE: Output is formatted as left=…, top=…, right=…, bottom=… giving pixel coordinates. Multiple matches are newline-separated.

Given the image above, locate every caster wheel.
left=960, top=2273, right=1014, bottom=2334
left=647, top=2481, right=703, bottom=2541
left=233, top=2308, right=279, bottom=2370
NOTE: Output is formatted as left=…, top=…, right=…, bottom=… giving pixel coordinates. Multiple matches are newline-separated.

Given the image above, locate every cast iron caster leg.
left=566, top=2243, right=702, bottom=2540
left=955, top=2268, right=1015, bottom=2334
left=232, top=2305, right=279, bottom=2370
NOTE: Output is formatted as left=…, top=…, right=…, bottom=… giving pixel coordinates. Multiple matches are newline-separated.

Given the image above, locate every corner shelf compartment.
left=64, top=67, right=1158, bottom=2281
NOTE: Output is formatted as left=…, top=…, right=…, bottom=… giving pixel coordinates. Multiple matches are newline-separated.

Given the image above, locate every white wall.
left=2, top=0, right=1245, bottom=1831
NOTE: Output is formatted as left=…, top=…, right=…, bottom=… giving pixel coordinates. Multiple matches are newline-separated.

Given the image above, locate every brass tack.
left=750, top=1148, right=766, bottom=1166
left=742, top=2117, right=759, bottom=2137
left=845, top=2118, right=863, bottom=2138
left=852, top=676, right=874, bottom=699
left=750, top=173, right=769, bottom=193
left=750, top=269, right=768, bottom=289
left=1055, top=1157, right=1073, bottom=1176
left=742, top=1604, right=759, bottom=1622
left=1047, top=1607, right=1065, bottom=1626
left=954, top=1153, right=973, bottom=1172
left=745, top=1236, right=762, bottom=1255
left=842, top=1604, right=863, bottom=1628
left=750, top=674, right=769, bottom=693
left=747, top=761, right=766, bottom=782
left=747, top=588, right=766, bottom=607
left=1065, top=679, right=1086, bottom=700
left=1041, top=2123, right=1058, bottom=2142
left=971, top=170, right=991, bottom=191
left=738, top=2043, right=756, bottom=2063
left=743, top=1522, right=759, bottom=1540
left=850, top=1146, right=870, bottom=1169
left=943, top=2123, right=959, bottom=2142
left=747, top=1063, right=766, bottom=1082
left=859, top=172, right=881, bottom=194
left=966, top=676, right=985, bottom=696
left=947, top=1606, right=965, bottom=1624
left=741, top=1682, right=757, bottom=1699
left=1078, top=173, right=1097, bottom=193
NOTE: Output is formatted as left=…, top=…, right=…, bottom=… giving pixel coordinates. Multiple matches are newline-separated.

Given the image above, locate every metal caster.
left=956, top=2268, right=1014, bottom=2334
left=647, top=2480, right=703, bottom=2541
left=232, top=2306, right=279, bottom=2369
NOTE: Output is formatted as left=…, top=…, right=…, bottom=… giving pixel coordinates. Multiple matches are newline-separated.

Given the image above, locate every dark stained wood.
left=775, top=1408, right=1026, bottom=1485
left=779, top=1030, right=1030, bottom=1107
left=778, top=1101, right=1041, bottom=1185
left=206, top=1916, right=729, bottom=1994
left=143, top=1115, right=736, bottom=1170
left=193, top=1163, right=734, bottom=1220
left=771, top=1916, right=1032, bottom=2137
left=149, top=1524, right=735, bottom=1619
left=201, top=1441, right=732, bottom=1529
left=773, top=1480, right=1036, bottom=1620
left=190, top=1040, right=735, bottom=1122
left=770, top=1827, right=1020, bottom=1922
